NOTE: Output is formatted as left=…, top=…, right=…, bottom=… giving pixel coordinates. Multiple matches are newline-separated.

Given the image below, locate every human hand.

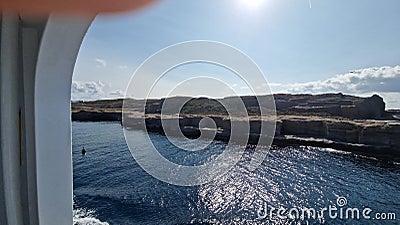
left=0, top=0, right=157, bottom=15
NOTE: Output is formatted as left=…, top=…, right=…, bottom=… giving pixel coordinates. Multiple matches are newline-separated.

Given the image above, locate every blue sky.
left=72, top=0, right=400, bottom=108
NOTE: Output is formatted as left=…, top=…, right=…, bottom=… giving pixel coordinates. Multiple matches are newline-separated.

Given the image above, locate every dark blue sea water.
left=72, top=122, right=400, bottom=225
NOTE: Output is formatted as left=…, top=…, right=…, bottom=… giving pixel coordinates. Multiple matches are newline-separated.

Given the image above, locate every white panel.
left=34, top=14, right=93, bottom=225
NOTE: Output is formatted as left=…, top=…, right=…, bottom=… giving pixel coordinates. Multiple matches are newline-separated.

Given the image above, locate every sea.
left=72, top=122, right=400, bottom=225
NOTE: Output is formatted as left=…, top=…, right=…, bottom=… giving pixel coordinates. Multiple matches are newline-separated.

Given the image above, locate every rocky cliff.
left=120, top=114, right=400, bottom=161
left=71, top=93, right=400, bottom=161
left=72, top=93, right=391, bottom=120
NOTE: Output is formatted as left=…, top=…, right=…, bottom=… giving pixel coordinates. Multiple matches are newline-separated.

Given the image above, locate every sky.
left=72, top=0, right=400, bottom=108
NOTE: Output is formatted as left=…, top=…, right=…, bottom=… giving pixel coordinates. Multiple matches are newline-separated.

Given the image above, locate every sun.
left=239, top=0, right=266, bottom=9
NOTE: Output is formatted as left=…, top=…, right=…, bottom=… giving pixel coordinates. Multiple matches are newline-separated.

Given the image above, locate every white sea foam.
left=73, top=208, right=109, bottom=225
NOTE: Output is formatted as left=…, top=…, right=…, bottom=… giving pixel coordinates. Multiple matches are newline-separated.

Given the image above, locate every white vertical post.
left=35, top=14, right=93, bottom=225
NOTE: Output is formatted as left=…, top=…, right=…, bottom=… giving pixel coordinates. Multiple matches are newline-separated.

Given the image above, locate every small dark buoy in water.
left=81, top=147, right=86, bottom=155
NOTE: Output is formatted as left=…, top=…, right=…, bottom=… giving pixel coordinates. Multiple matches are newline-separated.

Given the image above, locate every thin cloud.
left=109, top=89, right=124, bottom=98
left=269, top=65, right=400, bottom=108
left=95, top=58, right=107, bottom=68
left=273, top=65, right=400, bottom=94
left=118, top=65, right=129, bottom=70
left=71, top=81, right=107, bottom=100
left=71, top=81, right=128, bottom=101
left=71, top=65, right=400, bottom=108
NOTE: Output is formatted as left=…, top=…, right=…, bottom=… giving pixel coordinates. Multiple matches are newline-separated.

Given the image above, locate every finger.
left=0, top=0, right=157, bottom=15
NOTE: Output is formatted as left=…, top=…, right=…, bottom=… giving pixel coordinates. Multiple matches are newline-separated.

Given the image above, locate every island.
left=72, top=93, right=400, bottom=162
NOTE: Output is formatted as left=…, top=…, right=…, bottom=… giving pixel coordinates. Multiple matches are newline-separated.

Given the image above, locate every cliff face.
left=72, top=93, right=389, bottom=120
left=273, top=93, right=387, bottom=119
left=71, top=93, right=400, bottom=161
left=128, top=115, right=400, bottom=161
left=277, top=116, right=400, bottom=151
left=71, top=110, right=121, bottom=122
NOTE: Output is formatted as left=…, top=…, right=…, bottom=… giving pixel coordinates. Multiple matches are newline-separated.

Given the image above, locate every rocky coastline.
left=72, top=93, right=400, bottom=161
